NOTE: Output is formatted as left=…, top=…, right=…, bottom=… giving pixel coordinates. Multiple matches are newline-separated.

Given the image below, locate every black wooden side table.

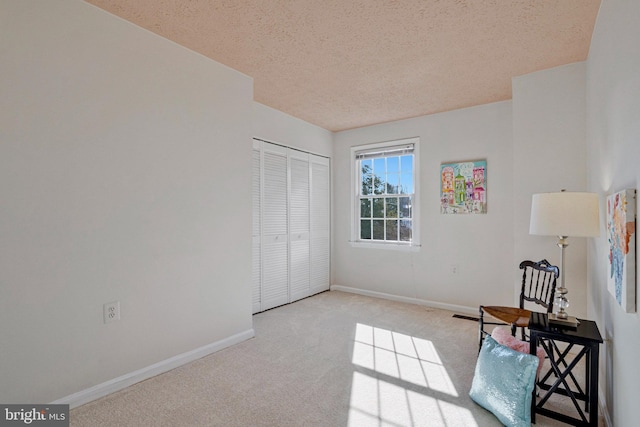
left=528, top=312, right=603, bottom=426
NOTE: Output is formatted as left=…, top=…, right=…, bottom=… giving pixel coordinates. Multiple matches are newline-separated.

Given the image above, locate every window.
left=351, top=138, right=420, bottom=249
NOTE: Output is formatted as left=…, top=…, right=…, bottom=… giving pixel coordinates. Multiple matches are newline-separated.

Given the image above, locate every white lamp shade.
left=530, top=192, right=600, bottom=237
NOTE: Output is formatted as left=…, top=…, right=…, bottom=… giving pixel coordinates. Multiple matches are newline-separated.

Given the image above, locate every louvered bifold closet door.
left=251, top=141, right=262, bottom=314
left=310, top=154, right=330, bottom=294
left=289, top=150, right=311, bottom=302
left=261, top=142, right=289, bottom=311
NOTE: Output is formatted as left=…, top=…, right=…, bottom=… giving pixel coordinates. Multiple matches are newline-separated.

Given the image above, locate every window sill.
left=349, top=241, right=421, bottom=252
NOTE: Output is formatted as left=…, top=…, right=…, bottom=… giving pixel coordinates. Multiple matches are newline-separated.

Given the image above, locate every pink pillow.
left=491, top=326, right=545, bottom=377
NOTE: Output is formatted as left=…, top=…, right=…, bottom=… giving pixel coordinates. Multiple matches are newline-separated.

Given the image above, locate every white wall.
left=252, top=102, right=333, bottom=157
left=586, top=0, right=640, bottom=424
left=0, top=0, right=254, bottom=404
left=332, top=102, right=514, bottom=312
left=512, top=62, right=590, bottom=317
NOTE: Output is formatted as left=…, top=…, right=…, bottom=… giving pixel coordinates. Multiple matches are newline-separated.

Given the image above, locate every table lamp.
left=529, top=190, right=600, bottom=326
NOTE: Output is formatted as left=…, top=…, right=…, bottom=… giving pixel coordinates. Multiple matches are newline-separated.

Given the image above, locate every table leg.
left=588, top=343, right=599, bottom=427
left=530, top=333, right=537, bottom=424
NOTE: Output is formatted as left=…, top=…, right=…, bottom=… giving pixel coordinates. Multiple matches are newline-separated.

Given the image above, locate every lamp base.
left=548, top=313, right=580, bottom=328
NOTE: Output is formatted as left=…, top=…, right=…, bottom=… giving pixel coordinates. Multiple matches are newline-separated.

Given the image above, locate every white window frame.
left=350, top=137, right=420, bottom=251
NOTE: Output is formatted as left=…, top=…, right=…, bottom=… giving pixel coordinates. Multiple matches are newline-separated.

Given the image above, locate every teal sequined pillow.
left=469, top=335, right=539, bottom=427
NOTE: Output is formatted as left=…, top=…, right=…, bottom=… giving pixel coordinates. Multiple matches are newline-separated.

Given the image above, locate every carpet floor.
left=71, top=290, right=604, bottom=426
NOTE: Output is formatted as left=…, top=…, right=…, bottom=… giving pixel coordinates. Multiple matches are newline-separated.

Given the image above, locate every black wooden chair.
left=479, top=259, right=559, bottom=351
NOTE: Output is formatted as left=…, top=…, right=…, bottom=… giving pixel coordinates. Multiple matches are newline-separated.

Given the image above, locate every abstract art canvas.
left=440, top=160, right=487, bottom=214
left=607, top=189, right=637, bottom=313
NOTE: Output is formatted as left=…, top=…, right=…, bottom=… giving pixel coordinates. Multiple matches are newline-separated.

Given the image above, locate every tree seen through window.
left=359, top=154, right=413, bottom=242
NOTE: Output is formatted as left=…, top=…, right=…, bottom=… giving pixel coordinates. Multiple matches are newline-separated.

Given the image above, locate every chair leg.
left=479, top=305, right=485, bottom=353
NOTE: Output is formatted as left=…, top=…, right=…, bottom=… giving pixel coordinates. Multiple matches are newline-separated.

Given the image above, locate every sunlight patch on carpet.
left=349, top=324, right=478, bottom=427
left=352, top=323, right=457, bottom=395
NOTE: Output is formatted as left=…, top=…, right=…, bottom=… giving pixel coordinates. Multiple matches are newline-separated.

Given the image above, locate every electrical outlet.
left=103, top=301, right=120, bottom=324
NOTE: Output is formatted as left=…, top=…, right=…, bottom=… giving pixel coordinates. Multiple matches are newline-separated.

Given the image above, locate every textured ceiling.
left=85, top=0, right=601, bottom=132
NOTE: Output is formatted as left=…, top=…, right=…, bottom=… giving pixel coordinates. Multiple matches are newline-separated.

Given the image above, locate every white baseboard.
left=52, top=328, right=255, bottom=409
left=599, top=388, right=613, bottom=427
left=330, top=285, right=478, bottom=316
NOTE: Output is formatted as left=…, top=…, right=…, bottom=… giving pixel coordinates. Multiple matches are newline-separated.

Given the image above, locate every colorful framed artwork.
left=607, top=189, right=637, bottom=313
left=440, top=159, right=487, bottom=214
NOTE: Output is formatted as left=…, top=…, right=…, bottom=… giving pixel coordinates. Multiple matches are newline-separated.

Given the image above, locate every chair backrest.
left=518, top=259, right=559, bottom=312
